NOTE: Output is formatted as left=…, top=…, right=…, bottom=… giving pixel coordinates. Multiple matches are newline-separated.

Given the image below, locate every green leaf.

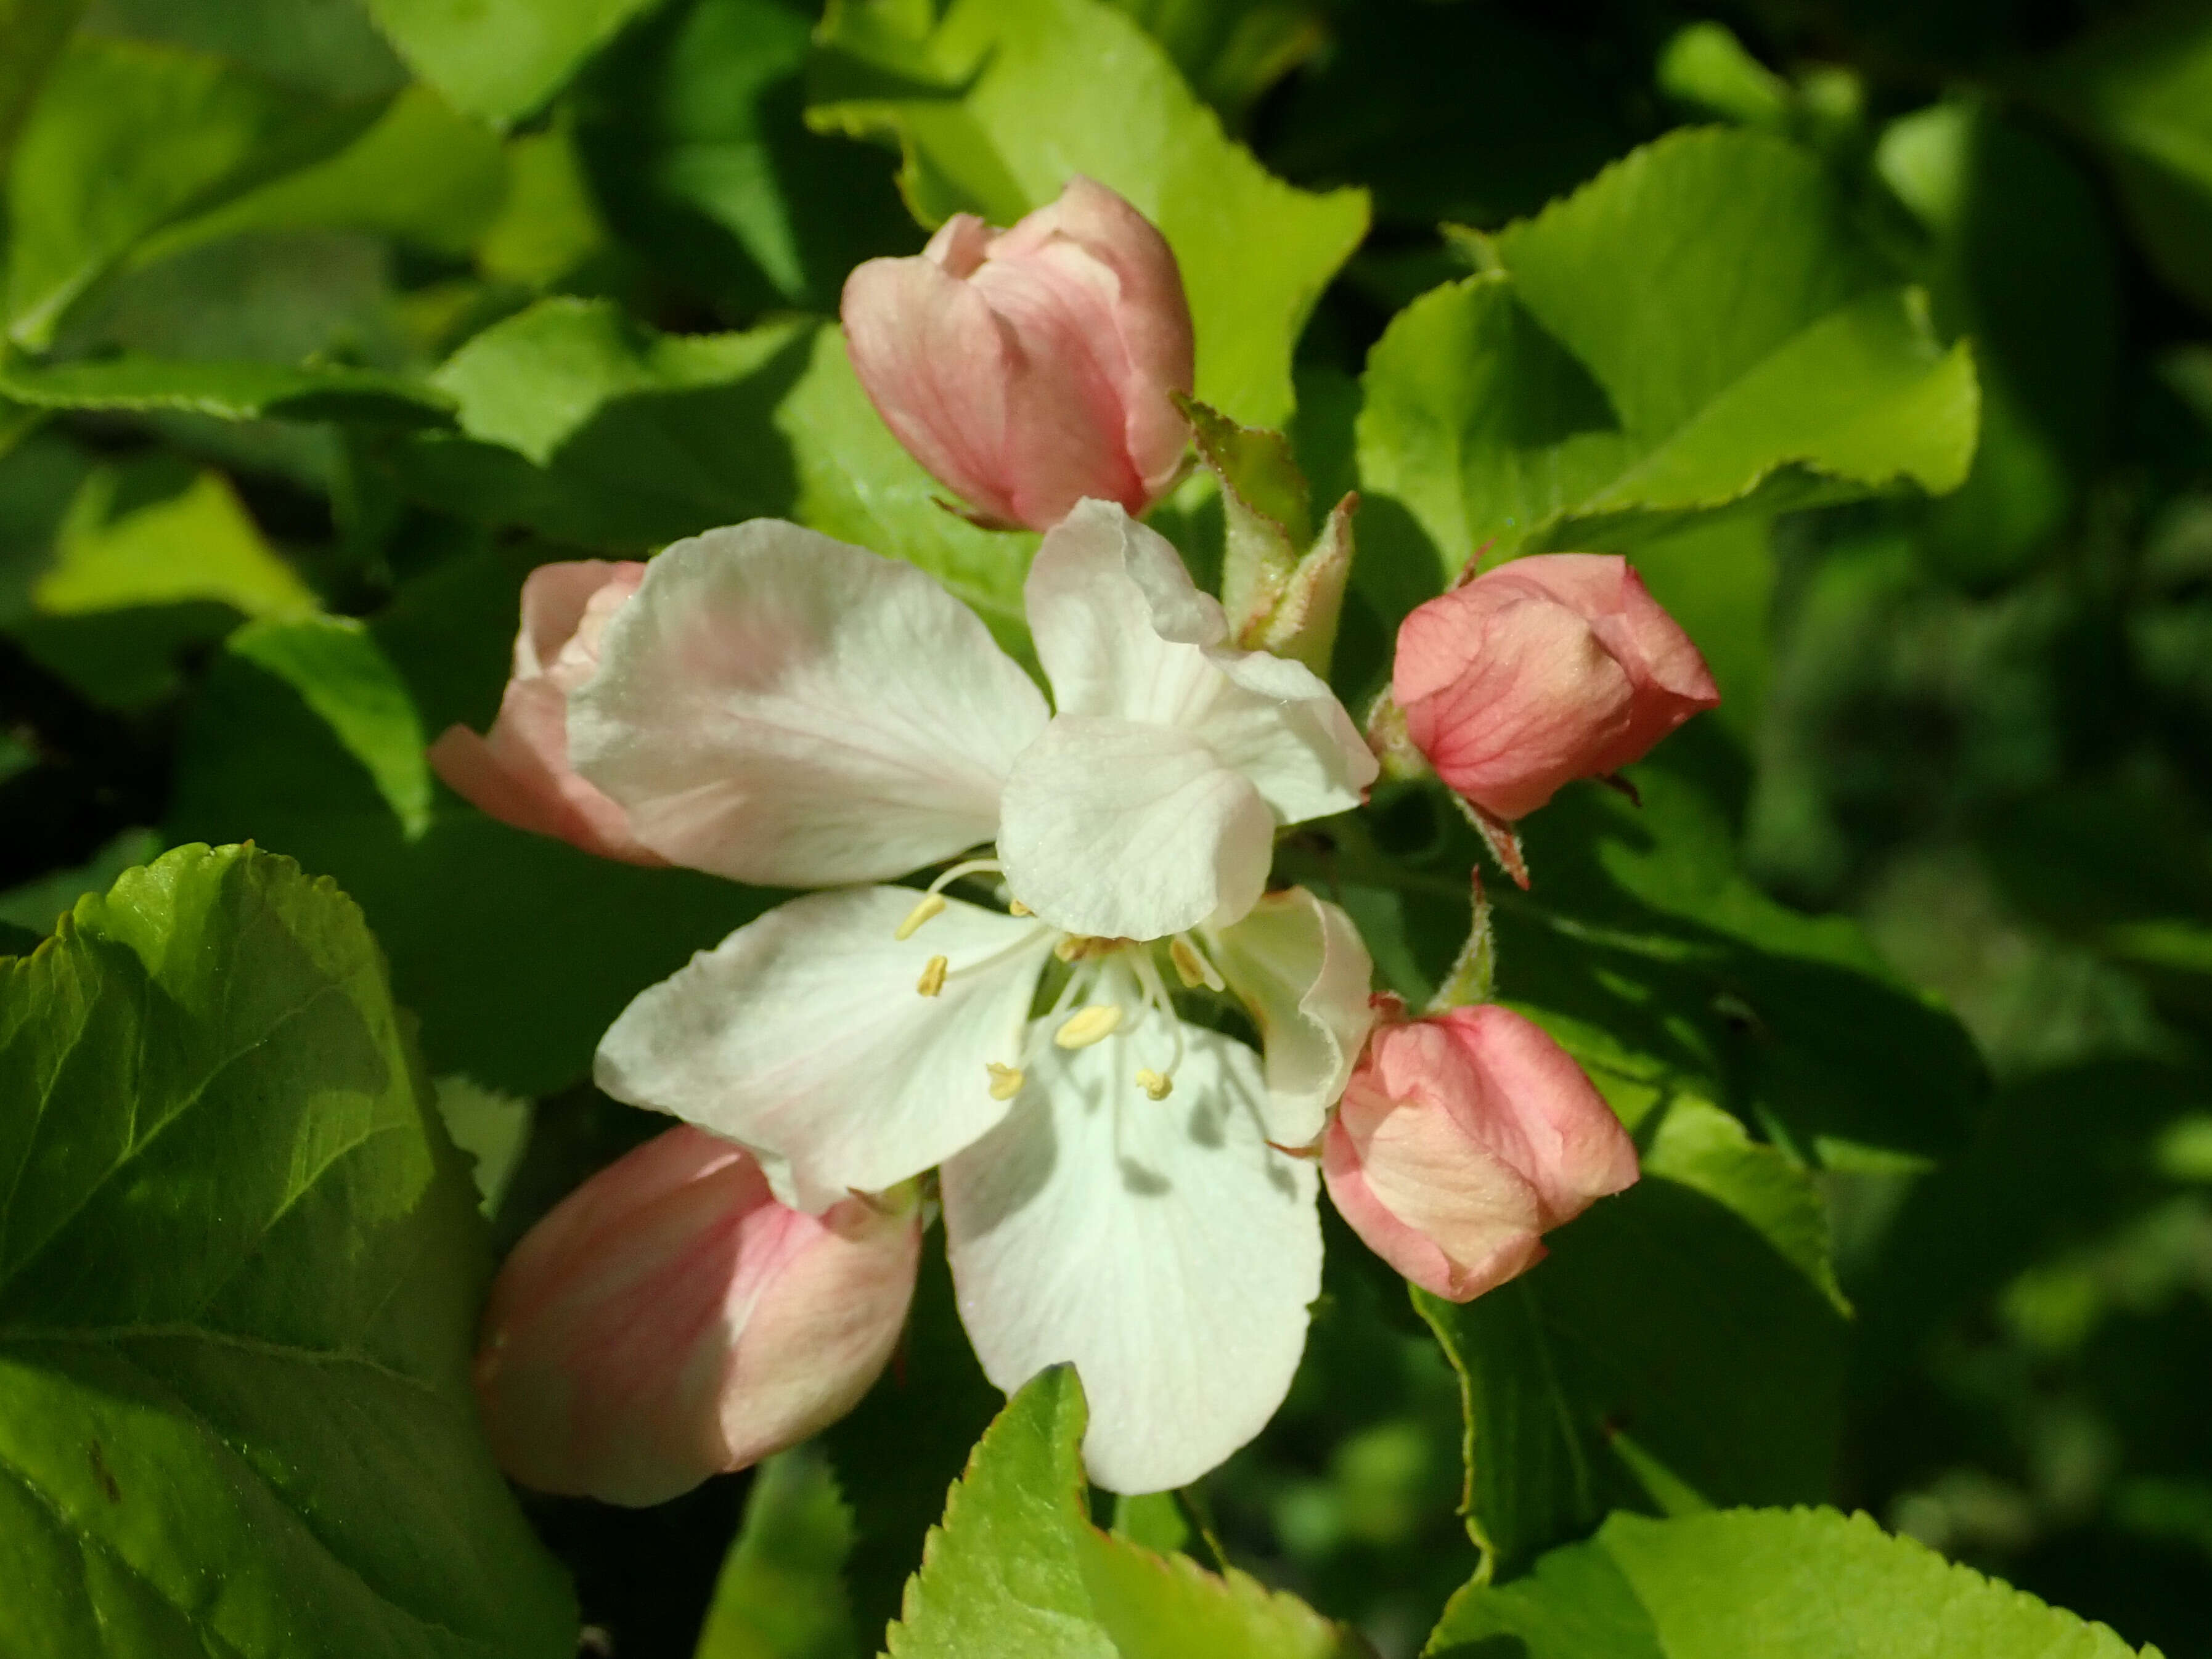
left=475, top=115, right=608, bottom=287
left=386, top=297, right=817, bottom=548
left=0, top=351, right=452, bottom=425
left=1875, top=100, right=2120, bottom=587
left=434, top=295, right=801, bottom=466
left=1413, top=1092, right=1848, bottom=1571
left=433, top=1074, right=531, bottom=1216
left=1503, top=756, right=1983, bottom=1171
left=1426, top=1507, right=2155, bottom=1658
left=2020, top=2, right=2212, bottom=316
left=0, top=394, right=42, bottom=457
left=36, top=465, right=315, bottom=619
left=0, top=843, right=576, bottom=1657
left=4, top=34, right=382, bottom=348
left=158, top=83, right=511, bottom=260
left=808, top=0, right=1368, bottom=429
left=73, top=0, right=410, bottom=101
left=884, top=1366, right=1361, bottom=1659
left=696, top=1446, right=861, bottom=1659
left=392, top=306, right=1035, bottom=654
left=1327, top=741, right=1986, bottom=1174
left=227, top=616, right=434, bottom=841
left=0, top=0, right=82, bottom=176
left=164, top=545, right=774, bottom=1098
left=1357, top=128, right=1979, bottom=584
left=361, top=0, right=664, bottom=127
left=1655, top=23, right=1790, bottom=129
left=7, top=460, right=319, bottom=707
left=1103, top=0, right=1325, bottom=128
left=1622, top=515, right=1774, bottom=743
left=574, top=0, right=916, bottom=314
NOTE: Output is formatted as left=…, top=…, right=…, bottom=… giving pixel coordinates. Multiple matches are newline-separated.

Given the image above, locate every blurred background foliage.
left=2, top=0, right=2210, bottom=1655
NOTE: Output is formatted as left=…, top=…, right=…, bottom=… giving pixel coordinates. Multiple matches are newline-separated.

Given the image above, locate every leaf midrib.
left=0, top=976, right=356, bottom=1297
left=0, top=1324, right=439, bottom=1396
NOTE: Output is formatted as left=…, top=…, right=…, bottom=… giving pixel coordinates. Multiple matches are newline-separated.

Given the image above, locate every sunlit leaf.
left=696, top=1447, right=860, bottom=1659
left=1427, top=1507, right=2152, bottom=1658
left=0, top=843, right=577, bottom=1657
left=0, top=352, right=451, bottom=424
left=361, top=0, right=663, bottom=128
left=1357, top=128, right=1979, bottom=587
left=884, top=1365, right=1361, bottom=1658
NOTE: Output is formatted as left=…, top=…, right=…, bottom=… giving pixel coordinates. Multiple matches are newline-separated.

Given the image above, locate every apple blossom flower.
left=1323, top=1002, right=1639, bottom=1302
left=567, top=499, right=1379, bottom=1490
left=428, top=559, right=661, bottom=863
left=841, top=177, right=1194, bottom=531
left=1393, top=553, right=1720, bottom=821
left=473, top=1125, right=921, bottom=1506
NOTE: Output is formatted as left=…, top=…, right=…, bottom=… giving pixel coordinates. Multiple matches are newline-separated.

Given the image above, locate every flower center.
left=892, top=854, right=1228, bottom=1104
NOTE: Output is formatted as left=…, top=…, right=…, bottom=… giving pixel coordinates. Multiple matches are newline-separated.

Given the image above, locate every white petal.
left=1207, top=889, right=1376, bottom=1146
left=1024, top=500, right=1375, bottom=828
left=571, top=520, right=1049, bottom=886
left=998, top=715, right=1273, bottom=940
left=1196, top=650, right=1379, bottom=825
left=942, top=1022, right=1321, bottom=1493
left=595, top=888, right=1053, bottom=1212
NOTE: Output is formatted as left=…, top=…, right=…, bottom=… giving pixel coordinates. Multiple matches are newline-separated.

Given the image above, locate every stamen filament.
left=941, top=924, right=1057, bottom=985
left=926, top=858, right=1005, bottom=897
left=1128, top=947, right=1187, bottom=1091
left=1170, top=934, right=1225, bottom=992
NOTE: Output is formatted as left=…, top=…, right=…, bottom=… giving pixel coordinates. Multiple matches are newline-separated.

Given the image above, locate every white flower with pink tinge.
left=569, top=498, right=1379, bottom=1493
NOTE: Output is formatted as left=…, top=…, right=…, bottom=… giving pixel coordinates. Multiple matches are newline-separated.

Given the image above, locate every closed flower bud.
left=841, top=176, right=1194, bottom=532
left=1394, top=554, right=1720, bottom=821
left=1323, top=1005, right=1638, bottom=1302
left=473, top=1126, right=922, bottom=1506
left=429, top=560, right=661, bottom=863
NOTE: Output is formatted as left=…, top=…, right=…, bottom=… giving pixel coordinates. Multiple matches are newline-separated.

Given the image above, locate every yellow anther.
left=1053, top=934, right=1083, bottom=962
left=915, top=955, right=949, bottom=997
left=986, top=1063, right=1026, bottom=1100
left=1054, top=1005, right=1124, bottom=1050
left=895, top=893, right=946, bottom=940
left=1008, top=899, right=1032, bottom=916
left=1169, top=936, right=1222, bottom=991
left=1135, top=1068, right=1173, bottom=1101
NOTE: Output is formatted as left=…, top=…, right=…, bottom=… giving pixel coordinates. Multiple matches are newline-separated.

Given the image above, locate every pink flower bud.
left=841, top=176, right=1195, bottom=532
left=473, top=1126, right=921, bottom=1506
left=1394, top=555, right=1720, bottom=821
left=429, top=560, right=662, bottom=863
left=1323, top=1005, right=1638, bottom=1302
